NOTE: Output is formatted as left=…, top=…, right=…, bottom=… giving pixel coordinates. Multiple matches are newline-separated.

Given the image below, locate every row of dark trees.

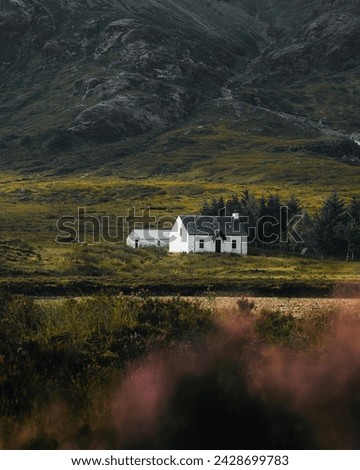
left=201, top=191, right=360, bottom=260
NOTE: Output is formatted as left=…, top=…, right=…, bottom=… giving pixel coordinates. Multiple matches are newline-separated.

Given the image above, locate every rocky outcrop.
left=306, top=139, right=360, bottom=162
left=0, top=1, right=55, bottom=63
left=1, top=0, right=360, bottom=165
left=304, top=10, right=360, bottom=69
left=73, top=74, right=147, bottom=99
left=0, top=0, right=266, bottom=146
left=64, top=7, right=234, bottom=140
left=94, top=19, right=163, bottom=59
left=69, top=86, right=194, bottom=138
left=0, top=10, right=30, bottom=44
left=251, top=3, right=360, bottom=77
left=42, top=39, right=72, bottom=59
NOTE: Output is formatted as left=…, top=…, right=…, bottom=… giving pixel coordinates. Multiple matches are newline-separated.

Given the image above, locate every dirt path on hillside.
left=36, top=294, right=360, bottom=317
left=184, top=296, right=360, bottom=316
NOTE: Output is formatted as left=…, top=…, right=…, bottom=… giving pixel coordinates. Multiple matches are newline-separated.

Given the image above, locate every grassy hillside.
left=0, top=235, right=360, bottom=296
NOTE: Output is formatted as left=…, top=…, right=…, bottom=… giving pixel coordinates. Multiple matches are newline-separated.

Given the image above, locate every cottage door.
left=215, top=239, right=221, bottom=253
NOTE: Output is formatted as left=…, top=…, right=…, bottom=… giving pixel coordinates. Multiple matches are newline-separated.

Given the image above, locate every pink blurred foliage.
left=3, top=292, right=360, bottom=449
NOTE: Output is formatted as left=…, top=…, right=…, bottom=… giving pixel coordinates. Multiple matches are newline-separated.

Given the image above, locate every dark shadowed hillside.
left=0, top=0, right=360, bottom=179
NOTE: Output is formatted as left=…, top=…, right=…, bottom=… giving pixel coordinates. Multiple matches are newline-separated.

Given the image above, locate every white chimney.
left=232, top=212, right=239, bottom=220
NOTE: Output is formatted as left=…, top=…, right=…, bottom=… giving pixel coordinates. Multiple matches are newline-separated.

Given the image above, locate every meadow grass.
left=0, top=240, right=359, bottom=295
left=0, top=166, right=359, bottom=296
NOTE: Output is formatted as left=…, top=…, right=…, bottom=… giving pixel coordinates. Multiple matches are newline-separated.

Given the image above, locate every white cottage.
left=169, top=213, right=247, bottom=255
left=126, top=228, right=171, bottom=249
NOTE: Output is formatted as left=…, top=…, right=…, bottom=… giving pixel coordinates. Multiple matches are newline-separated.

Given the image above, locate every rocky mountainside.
left=252, top=0, right=360, bottom=75
left=0, top=0, right=360, bottom=173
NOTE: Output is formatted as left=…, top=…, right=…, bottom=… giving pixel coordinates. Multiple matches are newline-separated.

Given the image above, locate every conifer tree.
left=226, top=194, right=242, bottom=215
left=286, top=196, right=302, bottom=219
left=241, top=189, right=258, bottom=226
left=314, top=192, right=348, bottom=258
left=346, top=196, right=360, bottom=260
left=282, top=196, right=304, bottom=251
left=259, top=195, right=281, bottom=248
left=200, top=200, right=212, bottom=215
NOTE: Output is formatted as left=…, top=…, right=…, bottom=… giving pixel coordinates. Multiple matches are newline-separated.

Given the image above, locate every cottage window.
left=199, top=239, right=205, bottom=249
left=232, top=240, right=237, bottom=250
left=180, top=228, right=183, bottom=236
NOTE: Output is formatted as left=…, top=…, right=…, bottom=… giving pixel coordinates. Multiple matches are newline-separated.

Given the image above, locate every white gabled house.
left=126, top=228, right=171, bottom=249
left=169, top=213, right=248, bottom=255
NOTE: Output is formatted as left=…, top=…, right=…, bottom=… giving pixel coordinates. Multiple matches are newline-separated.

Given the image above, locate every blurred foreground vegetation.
left=0, top=291, right=350, bottom=449
left=0, top=293, right=212, bottom=422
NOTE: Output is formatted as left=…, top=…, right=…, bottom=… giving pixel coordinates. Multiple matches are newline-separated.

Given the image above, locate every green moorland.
left=1, top=237, right=360, bottom=296
left=1, top=155, right=360, bottom=295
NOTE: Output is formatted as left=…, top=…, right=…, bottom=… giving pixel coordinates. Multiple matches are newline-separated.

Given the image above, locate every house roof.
left=128, top=229, right=171, bottom=240
left=179, top=215, right=247, bottom=237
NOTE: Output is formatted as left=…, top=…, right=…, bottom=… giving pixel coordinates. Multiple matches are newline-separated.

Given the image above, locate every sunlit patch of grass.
left=0, top=237, right=358, bottom=294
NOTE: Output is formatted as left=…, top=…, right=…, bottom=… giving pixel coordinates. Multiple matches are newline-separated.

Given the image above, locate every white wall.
left=167, top=217, right=248, bottom=255
left=169, top=217, right=190, bottom=253
left=127, top=237, right=169, bottom=248
left=127, top=230, right=169, bottom=249
left=192, top=236, right=246, bottom=254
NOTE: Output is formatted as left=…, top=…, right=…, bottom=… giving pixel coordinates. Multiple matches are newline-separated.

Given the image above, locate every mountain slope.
left=0, top=0, right=360, bottom=179
left=0, top=0, right=266, bottom=145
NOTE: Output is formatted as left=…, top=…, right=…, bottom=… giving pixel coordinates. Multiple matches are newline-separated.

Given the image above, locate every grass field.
left=1, top=159, right=360, bottom=296
left=1, top=239, right=360, bottom=295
